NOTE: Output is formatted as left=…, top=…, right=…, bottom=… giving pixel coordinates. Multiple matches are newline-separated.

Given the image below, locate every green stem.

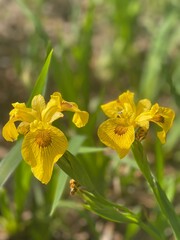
left=132, top=140, right=180, bottom=240
left=139, top=221, right=166, bottom=240
left=58, top=150, right=164, bottom=240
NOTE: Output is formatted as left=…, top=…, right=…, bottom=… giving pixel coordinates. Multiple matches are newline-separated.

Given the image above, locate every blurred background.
left=0, top=0, right=180, bottom=239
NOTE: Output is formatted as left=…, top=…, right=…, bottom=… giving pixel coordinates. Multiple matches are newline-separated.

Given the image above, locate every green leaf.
left=79, top=146, right=106, bottom=153
left=27, top=49, right=53, bottom=106
left=50, top=135, right=86, bottom=216
left=132, top=140, right=180, bottom=240
left=14, top=161, right=32, bottom=215
left=57, top=144, right=164, bottom=240
left=82, top=190, right=138, bottom=224
left=49, top=168, right=68, bottom=216
left=140, top=11, right=178, bottom=100
left=55, top=200, right=83, bottom=210
left=81, top=190, right=163, bottom=240
left=57, top=151, right=95, bottom=192
left=0, top=139, right=23, bottom=186
left=0, top=49, right=53, bottom=186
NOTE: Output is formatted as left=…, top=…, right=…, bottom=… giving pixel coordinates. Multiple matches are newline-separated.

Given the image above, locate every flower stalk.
left=132, top=140, right=180, bottom=240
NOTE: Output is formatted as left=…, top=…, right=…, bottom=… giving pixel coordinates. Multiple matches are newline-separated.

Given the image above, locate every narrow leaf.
left=27, top=49, right=53, bottom=106
left=0, top=139, right=23, bottom=186
left=50, top=135, right=86, bottom=215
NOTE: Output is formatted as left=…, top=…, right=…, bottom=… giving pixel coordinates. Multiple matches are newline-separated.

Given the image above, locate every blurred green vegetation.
left=0, top=0, right=180, bottom=239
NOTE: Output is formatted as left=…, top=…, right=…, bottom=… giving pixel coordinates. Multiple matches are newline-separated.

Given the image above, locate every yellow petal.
left=2, top=120, right=19, bottom=142
left=72, top=111, right=89, bottom=128
left=118, top=91, right=135, bottom=111
left=61, top=100, right=79, bottom=112
left=59, top=98, right=89, bottom=127
left=98, top=118, right=135, bottom=158
left=17, top=122, right=30, bottom=135
left=21, top=123, right=68, bottom=184
left=11, top=102, right=36, bottom=122
left=135, top=99, right=152, bottom=130
left=101, top=100, right=120, bottom=118
left=42, top=93, right=63, bottom=123
left=101, top=91, right=136, bottom=120
left=31, top=94, right=46, bottom=119
left=136, top=99, right=151, bottom=115
left=150, top=104, right=175, bottom=143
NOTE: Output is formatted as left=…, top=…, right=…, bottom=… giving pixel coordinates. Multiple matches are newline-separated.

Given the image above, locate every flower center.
left=35, top=130, right=52, bottom=148
left=114, top=125, right=127, bottom=136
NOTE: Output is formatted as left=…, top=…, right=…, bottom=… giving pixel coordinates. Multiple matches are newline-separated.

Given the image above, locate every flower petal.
left=59, top=98, right=89, bottom=127
left=150, top=104, right=175, bottom=143
left=2, top=120, right=19, bottom=141
left=98, top=118, right=135, bottom=158
left=21, top=123, right=68, bottom=184
left=118, top=90, right=135, bottom=108
left=72, top=111, right=89, bottom=128
left=42, top=92, right=63, bottom=123
left=31, top=95, right=46, bottom=119
left=101, top=91, right=136, bottom=120
left=136, top=99, right=151, bottom=115
left=101, top=100, right=120, bottom=118
left=11, top=102, right=36, bottom=122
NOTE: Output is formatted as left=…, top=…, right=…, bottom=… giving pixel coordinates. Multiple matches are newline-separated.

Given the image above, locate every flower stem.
left=132, top=140, right=180, bottom=240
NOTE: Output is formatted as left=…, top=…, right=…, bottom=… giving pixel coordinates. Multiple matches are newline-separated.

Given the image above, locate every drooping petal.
left=98, top=118, right=135, bottom=158
left=2, top=120, right=19, bottom=141
left=72, top=111, right=89, bottom=128
left=21, top=122, right=68, bottom=184
left=11, top=102, right=36, bottom=122
left=150, top=104, right=175, bottom=143
left=2, top=102, right=36, bottom=142
left=61, top=101, right=79, bottom=112
left=59, top=99, right=89, bottom=128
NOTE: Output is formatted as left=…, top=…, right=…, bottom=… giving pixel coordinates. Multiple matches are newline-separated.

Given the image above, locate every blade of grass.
left=50, top=135, right=86, bottom=216
left=132, top=140, right=180, bottom=240
left=140, top=11, right=178, bottom=100
left=0, top=139, right=23, bottom=186
left=27, top=49, right=53, bottom=106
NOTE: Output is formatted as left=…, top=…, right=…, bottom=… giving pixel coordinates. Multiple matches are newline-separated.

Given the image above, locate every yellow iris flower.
left=98, top=91, right=175, bottom=158
left=2, top=92, right=89, bottom=184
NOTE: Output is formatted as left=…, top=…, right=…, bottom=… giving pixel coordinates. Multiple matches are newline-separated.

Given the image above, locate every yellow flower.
left=2, top=92, right=89, bottom=184
left=98, top=91, right=175, bottom=158
left=98, top=91, right=152, bottom=158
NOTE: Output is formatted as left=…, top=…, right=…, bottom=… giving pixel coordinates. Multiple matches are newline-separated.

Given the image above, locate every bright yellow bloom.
left=2, top=92, right=89, bottom=184
left=98, top=91, right=175, bottom=158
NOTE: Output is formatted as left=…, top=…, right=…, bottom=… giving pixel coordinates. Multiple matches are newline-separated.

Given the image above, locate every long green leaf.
left=50, top=135, right=86, bottom=215
left=140, top=11, right=178, bottom=100
left=132, top=140, right=180, bottom=240
left=0, top=139, right=23, bottom=186
left=57, top=151, right=95, bottom=192
left=82, top=190, right=164, bottom=240
left=0, top=49, right=53, bottom=186
left=57, top=149, right=164, bottom=240
left=27, top=49, right=53, bottom=106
